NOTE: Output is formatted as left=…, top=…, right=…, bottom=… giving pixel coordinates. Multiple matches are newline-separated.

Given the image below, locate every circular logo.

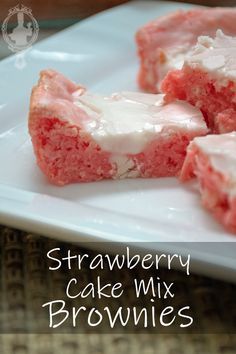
left=1, top=5, right=39, bottom=52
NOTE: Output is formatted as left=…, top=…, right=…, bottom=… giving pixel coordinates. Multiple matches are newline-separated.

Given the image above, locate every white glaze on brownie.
left=186, top=30, right=236, bottom=84
left=73, top=91, right=206, bottom=155
left=193, top=132, right=236, bottom=195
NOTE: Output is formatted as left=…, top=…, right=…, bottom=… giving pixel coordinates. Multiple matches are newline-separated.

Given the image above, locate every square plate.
left=0, top=0, right=235, bottom=282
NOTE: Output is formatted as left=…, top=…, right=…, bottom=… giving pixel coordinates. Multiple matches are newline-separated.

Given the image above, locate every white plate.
left=0, top=0, right=235, bottom=282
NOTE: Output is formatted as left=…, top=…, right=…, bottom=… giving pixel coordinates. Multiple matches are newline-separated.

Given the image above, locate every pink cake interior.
left=29, top=70, right=207, bottom=185
left=162, top=68, right=236, bottom=133
left=181, top=145, right=236, bottom=233
left=32, top=117, right=114, bottom=185
left=29, top=70, right=113, bottom=185
left=131, top=134, right=194, bottom=178
left=32, top=116, right=197, bottom=185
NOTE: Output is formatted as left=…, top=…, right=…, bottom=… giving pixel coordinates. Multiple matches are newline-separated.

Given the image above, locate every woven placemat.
left=0, top=225, right=236, bottom=354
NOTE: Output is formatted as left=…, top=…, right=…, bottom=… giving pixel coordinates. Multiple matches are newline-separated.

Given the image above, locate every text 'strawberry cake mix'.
left=162, top=30, right=236, bottom=133
left=180, top=133, right=236, bottom=233
left=136, top=8, right=236, bottom=93
left=28, top=70, right=207, bottom=185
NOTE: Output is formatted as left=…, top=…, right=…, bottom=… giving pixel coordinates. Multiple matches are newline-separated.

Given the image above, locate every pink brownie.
left=136, top=8, right=236, bottom=93
left=180, top=133, right=236, bottom=234
left=29, top=69, right=207, bottom=185
left=162, top=31, right=236, bottom=133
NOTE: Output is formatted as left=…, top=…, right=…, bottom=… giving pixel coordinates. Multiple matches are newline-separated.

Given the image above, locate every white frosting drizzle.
left=185, top=30, right=236, bottom=83
left=73, top=91, right=206, bottom=155
left=109, top=155, right=140, bottom=179
left=194, top=132, right=236, bottom=195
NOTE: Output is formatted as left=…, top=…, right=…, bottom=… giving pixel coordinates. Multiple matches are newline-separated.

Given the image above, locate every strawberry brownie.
left=136, top=8, right=236, bottom=93
left=162, top=30, right=236, bottom=133
left=180, top=133, right=236, bottom=233
left=29, top=69, right=207, bottom=185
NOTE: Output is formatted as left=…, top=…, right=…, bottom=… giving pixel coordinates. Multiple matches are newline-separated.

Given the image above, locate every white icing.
left=110, top=155, right=140, bottom=179
left=186, top=30, right=236, bottom=82
left=194, top=132, right=236, bottom=196
left=73, top=91, right=206, bottom=155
